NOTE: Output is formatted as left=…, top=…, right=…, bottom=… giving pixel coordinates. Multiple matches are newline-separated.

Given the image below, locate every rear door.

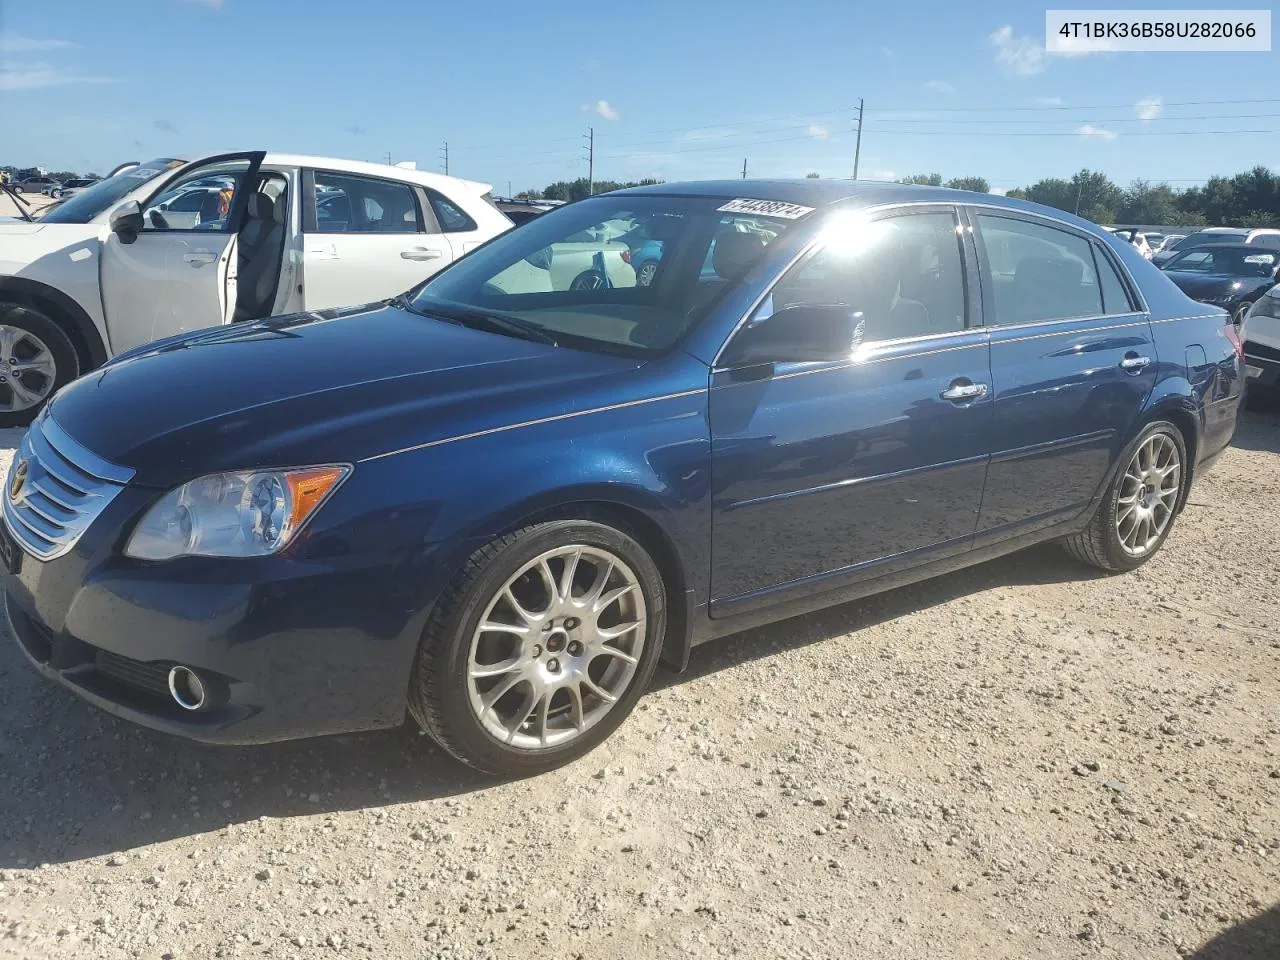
left=100, top=152, right=263, bottom=354
left=969, top=209, right=1157, bottom=537
left=300, top=169, right=454, bottom=310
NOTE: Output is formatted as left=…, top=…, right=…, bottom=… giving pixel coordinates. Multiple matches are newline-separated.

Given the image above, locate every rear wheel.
left=1063, top=421, right=1185, bottom=572
left=409, top=519, right=666, bottom=776
left=569, top=270, right=606, bottom=291
left=0, top=303, right=79, bottom=427
left=635, top=261, right=658, bottom=287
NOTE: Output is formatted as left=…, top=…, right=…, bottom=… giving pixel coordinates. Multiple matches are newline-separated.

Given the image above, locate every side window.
left=1093, top=247, right=1134, bottom=314
left=311, top=172, right=420, bottom=234
left=427, top=190, right=477, bottom=233
left=141, top=160, right=251, bottom=232
left=765, top=211, right=967, bottom=343
left=975, top=215, right=1104, bottom=324
left=1251, top=234, right=1280, bottom=250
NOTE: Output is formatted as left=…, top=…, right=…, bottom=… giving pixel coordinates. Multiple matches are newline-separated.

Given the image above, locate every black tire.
left=1062, top=420, right=1187, bottom=572
left=409, top=519, right=667, bottom=777
left=569, top=270, right=606, bottom=291
left=0, top=303, right=80, bottom=428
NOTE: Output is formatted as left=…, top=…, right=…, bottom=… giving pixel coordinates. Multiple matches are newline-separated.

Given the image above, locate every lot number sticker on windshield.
left=716, top=198, right=814, bottom=219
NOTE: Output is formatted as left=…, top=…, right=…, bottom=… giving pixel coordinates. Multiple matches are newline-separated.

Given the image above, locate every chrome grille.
left=2, top=412, right=134, bottom=561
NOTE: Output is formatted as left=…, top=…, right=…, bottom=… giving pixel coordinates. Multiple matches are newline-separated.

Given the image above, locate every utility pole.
left=742, top=158, right=747, bottom=179
left=583, top=126, right=594, bottom=196
left=507, top=180, right=512, bottom=197
left=384, top=151, right=392, bottom=165
left=1074, top=178, right=1083, bottom=215
left=852, top=98, right=864, bottom=180
left=440, top=141, right=449, bottom=176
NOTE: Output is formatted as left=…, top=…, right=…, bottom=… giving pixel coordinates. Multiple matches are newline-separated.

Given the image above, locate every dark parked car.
left=1159, top=243, right=1279, bottom=327
left=1152, top=227, right=1280, bottom=267
left=1, top=180, right=1244, bottom=776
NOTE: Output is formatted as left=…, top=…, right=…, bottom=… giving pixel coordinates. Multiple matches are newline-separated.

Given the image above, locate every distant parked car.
left=491, top=197, right=559, bottom=226
left=1160, top=243, right=1279, bottom=327
left=12, top=175, right=59, bottom=195
left=1152, top=227, right=1280, bottom=266
left=52, top=178, right=100, bottom=201
left=0, top=151, right=510, bottom=424
left=1150, top=233, right=1185, bottom=255
left=1110, top=228, right=1152, bottom=259
left=1242, top=283, right=1280, bottom=403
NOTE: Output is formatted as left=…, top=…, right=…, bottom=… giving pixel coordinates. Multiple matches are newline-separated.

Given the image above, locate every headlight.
left=125, top=465, right=350, bottom=561
left=1248, top=286, right=1280, bottom=320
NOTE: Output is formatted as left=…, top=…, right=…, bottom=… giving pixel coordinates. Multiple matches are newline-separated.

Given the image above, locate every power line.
left=869, top=97, right=1280, bottom=114
left=864, top=112, right=1280, bottom=126
left=862, top=128, right=1277, bottom=137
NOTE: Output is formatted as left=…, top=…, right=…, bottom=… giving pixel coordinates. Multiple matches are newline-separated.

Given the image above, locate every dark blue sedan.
left=1, top=180, right=1244, bottom=776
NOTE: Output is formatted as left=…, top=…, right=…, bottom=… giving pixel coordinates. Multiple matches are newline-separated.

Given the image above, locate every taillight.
left=620, top=249, right=632, bottom=264
left=1224, top=319, right=1245, bottom=361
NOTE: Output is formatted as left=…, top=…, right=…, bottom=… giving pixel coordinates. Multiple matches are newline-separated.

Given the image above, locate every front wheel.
left=409, top=519, right=667, bottom=776
left=0, top=304, right=80, bottom=427
left=1063, top=421, right=1186, bottom=572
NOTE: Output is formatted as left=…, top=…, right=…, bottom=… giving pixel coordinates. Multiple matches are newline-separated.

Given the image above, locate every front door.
left=301, top=169, right=454, bottom=310
left=100, top=152, right=263, bottom=354
left=709, top=206, right=992, bottom=615
left=969, top=210, right=1158, bottom=536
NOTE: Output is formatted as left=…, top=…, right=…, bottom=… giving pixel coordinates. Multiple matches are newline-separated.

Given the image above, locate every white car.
left=0, top=151, right=511, bottom=424
left=1243, top=283, right=1280, bottom=403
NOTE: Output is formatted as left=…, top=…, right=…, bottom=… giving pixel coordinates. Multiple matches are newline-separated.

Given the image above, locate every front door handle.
left=940, top=380, right=989, bottom=402
left=1120, top=354, right=1152, bottom=372
left=400, top=247, right=443, bottom=261
left=183, top=251, right=217, bottom=265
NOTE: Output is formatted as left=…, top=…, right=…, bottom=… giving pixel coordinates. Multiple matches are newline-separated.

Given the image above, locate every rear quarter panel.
left=1118, top=233, right=1242, bottom=472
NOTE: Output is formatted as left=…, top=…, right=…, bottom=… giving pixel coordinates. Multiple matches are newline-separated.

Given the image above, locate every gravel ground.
left=0, top=410, right=1277, bottom=960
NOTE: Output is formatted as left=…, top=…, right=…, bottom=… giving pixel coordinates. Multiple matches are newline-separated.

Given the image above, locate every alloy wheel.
left=466, top=545, right=647, bottom=750
left=0, top=324, right=58, bottom=413
left=1115, top=432, right=1181, bottom=556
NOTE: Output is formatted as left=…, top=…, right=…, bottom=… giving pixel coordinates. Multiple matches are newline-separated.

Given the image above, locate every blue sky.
left=1, top=0, right=1275, bottom=194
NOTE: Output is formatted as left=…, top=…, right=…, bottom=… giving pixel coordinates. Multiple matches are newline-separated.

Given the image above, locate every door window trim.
left=961, top=205, right=1148, bottom=331
left=713, top=203, right=978, bottom=370
left=301, top=168, right=426, bottom=235
left=135, top=150, right=265, bottom=236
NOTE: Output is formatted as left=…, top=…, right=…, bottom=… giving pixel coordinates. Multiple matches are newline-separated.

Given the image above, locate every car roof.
left=1169, top=243, right=1266, bottom=254
left=181, top=152, right=492, bottom=195
left=609, top=179, right=1102, bottom=228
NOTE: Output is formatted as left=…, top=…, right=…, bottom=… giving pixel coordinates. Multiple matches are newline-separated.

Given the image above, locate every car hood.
left=48, top=303, right=646, bottom=487
left=1162, top=271, right=1271, bottom=300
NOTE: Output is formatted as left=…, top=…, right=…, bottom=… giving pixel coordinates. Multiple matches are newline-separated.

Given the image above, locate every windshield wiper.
left=408, top=297, right=558, bottom=346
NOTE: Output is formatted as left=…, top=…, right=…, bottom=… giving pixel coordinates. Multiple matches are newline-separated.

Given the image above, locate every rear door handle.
left=1120, top=354, right=1152, bottom=371
left=940, top=380, right=989, bottom=402
left=400, top=247, right=443, bottom=261
left=183, top=251, right=217, bottom=265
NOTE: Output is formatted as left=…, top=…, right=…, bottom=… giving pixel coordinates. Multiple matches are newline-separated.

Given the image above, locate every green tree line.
left=899, top=166, right=1280, bottom=228
left=516, top=177, right=662, bottom=202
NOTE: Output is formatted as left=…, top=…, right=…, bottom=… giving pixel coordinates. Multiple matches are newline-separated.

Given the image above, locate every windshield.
left=1166, top=246, right=1277, bottom=275
left=412, top=195, right=799, bottom=355
left=39, top=158, right=183, bottom=224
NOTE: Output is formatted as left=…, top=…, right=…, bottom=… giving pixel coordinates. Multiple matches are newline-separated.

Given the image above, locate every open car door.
left=100, top=151, right=265, bottom=355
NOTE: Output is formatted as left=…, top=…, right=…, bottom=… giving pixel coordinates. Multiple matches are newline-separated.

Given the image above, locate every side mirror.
left=721, top=303, right=859, bottom=366
left=109, top=200, right=143, bottom=244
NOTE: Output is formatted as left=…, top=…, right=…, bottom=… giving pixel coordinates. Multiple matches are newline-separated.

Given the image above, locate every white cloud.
left=0, top=33, right=78, bottom=53
left=592, top=99, right=620, bottom=121
left=989, top=187, right=1010, bottom=196
left=1031, top=96, right=1064, bottom=106
left=990, top=24, right=1103, bottom=76
left=862, top=169, right=898, bottom=181
left=1135, top=96, right=1162, bottom=121
left=1076, top=124, right=1118, bottom=140
left=0, top=61, right=114, bottom=91
left=806, top=124, right=830, bottom=140
left=925, top=80, right=957, bottom=95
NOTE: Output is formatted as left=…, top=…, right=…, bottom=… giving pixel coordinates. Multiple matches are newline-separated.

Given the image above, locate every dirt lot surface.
left=0, top=410, right=1277, bottom=960
left=0, top=191, right=56, bottom=219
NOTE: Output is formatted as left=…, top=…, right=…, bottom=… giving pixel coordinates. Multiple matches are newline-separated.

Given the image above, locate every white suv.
left=0, top=151, right=511, bottom=425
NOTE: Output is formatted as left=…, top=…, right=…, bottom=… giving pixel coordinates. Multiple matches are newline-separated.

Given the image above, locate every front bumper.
left=1244, top=341, right=1280, bottom=389
left=2, top=507, right=430, bottom=744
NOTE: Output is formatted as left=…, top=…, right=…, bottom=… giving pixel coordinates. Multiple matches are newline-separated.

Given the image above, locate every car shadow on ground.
left=1230, top=404, right=1280, bottom=453
left=1190, top=904, right=1280, bottom=959
left=0, top=411, right=1270, bottom=868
